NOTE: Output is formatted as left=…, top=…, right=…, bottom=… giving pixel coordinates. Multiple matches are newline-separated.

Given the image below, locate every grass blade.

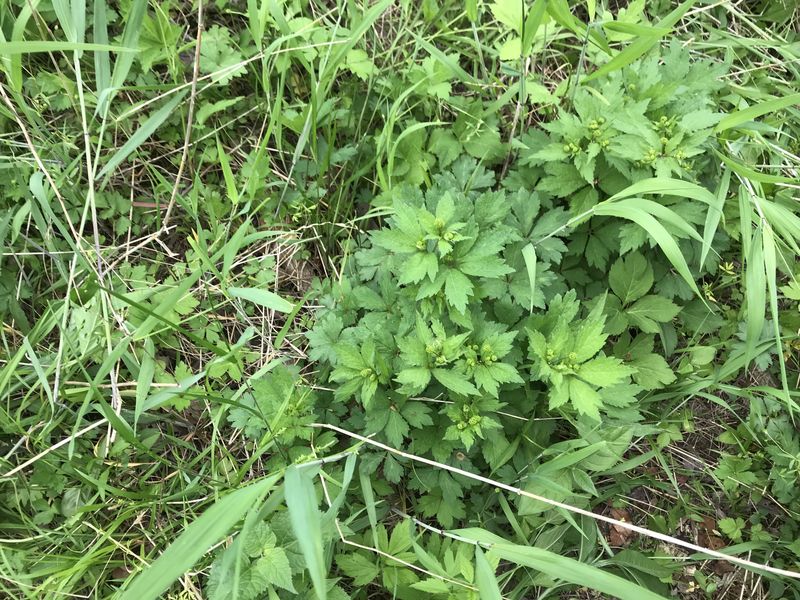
left=744, top=227, right=765, bottom=367
left=700, top=168, right=730, bottom=267
left=457, top=529, right=667, bottom=600
left=716, top=92, right=800, bottom=133
left=228, top=286, right=294, bottom=313
left=286, top=466, right=327, bottom=600
left=93, top=0, right=111, bottom=98
left=583, top=0, right=695, bottom=82
left=120, top=474, right=281, bottom=600
left=0, top=40, right=136, bottom=54
left=521, top=242, right=537, bottom=313
left=98, top=91, right=187, bottom=181
left=475, top=546, right=503, bottom=600
left=594, top=201, right=700, bottom=296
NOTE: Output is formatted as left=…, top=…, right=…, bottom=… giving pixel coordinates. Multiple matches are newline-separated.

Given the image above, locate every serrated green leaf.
left=577, top=356, right=634, bottom=387
left=432, top=368, right=478, bottom=396
left=609, top=252, right=653, bottom=304
left=627, top=295, right=681, bottom=333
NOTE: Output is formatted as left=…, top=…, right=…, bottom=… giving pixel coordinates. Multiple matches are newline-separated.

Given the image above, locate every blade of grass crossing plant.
left=325, top=453, right=357, bottom=516
left=285, top=466, right=327, bottom=600
left=134, top=338, right=155, bottom=429
left=583, top=0, right=695, bottom=82
left=701, top=169, right=730, bottom=268
left=608, top=177, right=718, bottom=207
left=120, top=474, right=280, bottom=600
left=762, top=227, right=793, bottom=411
left=228, top=286, right=294, bottom=313
left=388, top=121, right=445, bottom=187
left=521, top=0, right=547, bottom=54
left=716, top=92, right=800, bottom=133
left=0, top=41, right=135, bottom=54
left=594, top=201, right=700, bottom=296
left=324, top=0, right=391, bottom=86
left=93, top=0, right=110, bottom=98
left=475, top=546, right=502, bottom=600
left=97, top=0, right=148, bottom=115
left=714, top=150, right=795, bottom=184
left=521, top=243, right=537, bottom=313
left=744, top=227, right=766, bottom=368
left=216, top=135, right=240, bottom=206
left=632, top=199, right=703, bottom=243
left=360, top=470, right=380, bottom=549
left=52, top=0, right=77, bottom=43
left=547, top=0, right=610, bottom=54
left=98, top=91, right=187, bottom=181
left=8, top=0, right=42, bottom=90
left=490, top=542, right=667, bottom=600
left=413, top=33, right=479, bottom=84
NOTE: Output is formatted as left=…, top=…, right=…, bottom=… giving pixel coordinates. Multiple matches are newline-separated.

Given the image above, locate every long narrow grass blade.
left=583, top=0, right=695, bottom=81
left=716, top=92, right=800, bottom=133
left=521, top=243, right=537, bottom=313
left=700, top=169, right=730, bottom=267
left=744, top=227, right=765, bottom=367
left=474, top=546, right=503, bottom=600
left=93, top=0, right=111, bottom=98
left=488, top=541, right=667, bottom=600
left=286, top=466, right=327, bottom=600
left=594, top=201, right=700, bottom=296
left=0, top=40, right=135, bottom=54
left=228, top=286, right=294, bottom=313
left=98, top=91, right=187, bottom=180
left=120, top=474, right=281, bottom=600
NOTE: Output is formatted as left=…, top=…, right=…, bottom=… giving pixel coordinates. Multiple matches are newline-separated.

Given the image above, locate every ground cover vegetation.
left=1, top=0, right=799, bottom=598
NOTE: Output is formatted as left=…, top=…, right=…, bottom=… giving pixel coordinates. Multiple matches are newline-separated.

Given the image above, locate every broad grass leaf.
left=716, top=92, right=800, bottom=133
left=744, top=228, right=765, bottom=367
left=285, top=466, right=327, bottom=600
left=229, top=286, right=294, bottom=313
left=98, top=91, right=188, bottom=180
left=593, top=201, right=700, bottom=297
left=474, top=538, right=667, bottom=600
left=475, top=546, right=502, bottom=600
left=120, top=475, right=280, bottom=600
left=583, top=0, right=695, bottom=81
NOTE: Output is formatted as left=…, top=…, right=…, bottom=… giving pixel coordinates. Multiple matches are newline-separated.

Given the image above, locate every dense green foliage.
left=1, top=0, right=800, bottom=599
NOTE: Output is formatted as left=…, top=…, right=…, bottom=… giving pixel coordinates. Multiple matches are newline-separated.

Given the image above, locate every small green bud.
left=370, top=374, right=377, bottom=381
left=443, top=231, right=454, bottom=241
left=457, top=422, right=466, bottom=430
left=598, top=116, right=606, bottom=124
left=468, top=415, right=480, bottom=426
left=563, top=144, right=571, bottom=153
left=491, top=354, right=497, bottom=362
left=434, top=218, right=445, bottom=230
left=660, top=137, right=669, bottom=145
left=568, top=352, right=578, bottom=362
left=416, top=239, right=425, bottom=250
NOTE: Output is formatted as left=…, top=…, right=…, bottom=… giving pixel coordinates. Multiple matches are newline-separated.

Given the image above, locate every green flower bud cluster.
left=426, top=340, right=448, bottom=366
left=455, top=404, right=482, bottom=430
